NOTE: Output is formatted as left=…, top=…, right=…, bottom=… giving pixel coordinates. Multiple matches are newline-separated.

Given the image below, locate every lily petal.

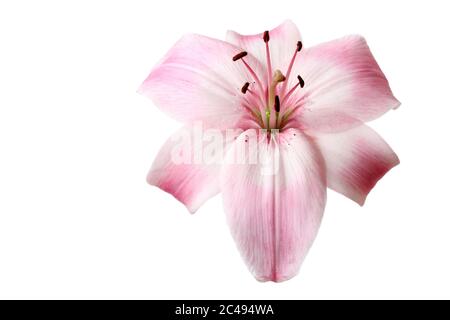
left=139, top=34, right=266, bottom=128
left=226, top=20, right=302, bottom=74
left=314, top=125, right=399, bottom=205
left=290, top=35, right=400, bottom=133
left=148, top=125, right=239, bottom=213
left=221, top=129, right=326, bottom=282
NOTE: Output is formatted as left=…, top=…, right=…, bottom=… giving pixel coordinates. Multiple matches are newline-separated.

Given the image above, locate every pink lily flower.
left=139, top=20, right=400, bottom=282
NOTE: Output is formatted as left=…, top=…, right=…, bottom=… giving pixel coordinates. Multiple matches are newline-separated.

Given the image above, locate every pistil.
left=267, top=70, right=285, bottom=129
left=268, top=70, right=286, bottom=110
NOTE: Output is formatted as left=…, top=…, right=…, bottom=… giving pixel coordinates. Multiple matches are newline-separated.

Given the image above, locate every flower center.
left=232, top=31, right=305, bottom=131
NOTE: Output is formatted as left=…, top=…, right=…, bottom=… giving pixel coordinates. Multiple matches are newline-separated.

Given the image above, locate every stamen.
left=233, top=52, right=265, bottom=98
left=240, top=59, right=265, bottom=98
left=232, top=51, right=248, bottom=61
left=274, top=95, right=280, bottom=113
left=281, top=74, right=305, bottom=105
left=242, top=81, right=266, bottom=111
left=281, top=41, right=302, bottom=96
left=241, top=85, right=266, bottom=127
left=263, top=30, right=272, bottom=94
left=241, top=82, right=250, bottom=94
left=274, top=95, right=281, bottom=128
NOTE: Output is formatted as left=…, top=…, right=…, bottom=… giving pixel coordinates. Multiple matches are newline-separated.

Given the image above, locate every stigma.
left=268, top=69, right=286, bottom=109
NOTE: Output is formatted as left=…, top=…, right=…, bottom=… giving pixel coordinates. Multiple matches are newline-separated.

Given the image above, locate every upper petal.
left=139, top=34, right=265, bottom=128
left=226, top=20, right=301, bottom=74
left=288, top=35, right=400, bottom=133
left=148, top=125, right=240, bottom=213
left=313, top=124, right=399, bottom=205
left=221, top=129, right=326, bottom=282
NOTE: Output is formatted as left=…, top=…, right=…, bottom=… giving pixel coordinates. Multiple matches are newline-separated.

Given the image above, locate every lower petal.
left=221, top=129, right=326, bottom=282
left=148, top=125, right=239, bottom=213
left=314, top=125, right=399, bottom=205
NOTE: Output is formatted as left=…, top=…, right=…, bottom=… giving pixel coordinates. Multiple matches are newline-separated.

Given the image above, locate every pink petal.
left=221, top=129, right=326, bottom=282
left=148, top=125, right=239, bottom=213
left=314, top=125, right=399, bottom=205
left=139, top=34, right=266, bottom=128
left=289, top=35, right=400, bottom=133
left=226, top=20, right=302, bottom=74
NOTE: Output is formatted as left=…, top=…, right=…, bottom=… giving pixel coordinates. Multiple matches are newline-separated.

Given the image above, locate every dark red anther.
left=297, top=75, right=305, bottom=88
left=297, top=41, right=303, bottom=52
left=263, top=31, right=270, bottom=43
left=232, top=51, right=248, bottom=61
left=274, top=95, right=280, bottom=112
left=241, top=82, right=250, bottom=94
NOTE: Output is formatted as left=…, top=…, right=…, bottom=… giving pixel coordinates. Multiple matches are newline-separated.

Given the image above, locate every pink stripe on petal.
left=221, top=129, right=326, bottom=282
left=313, top=124, right=399, bottom=205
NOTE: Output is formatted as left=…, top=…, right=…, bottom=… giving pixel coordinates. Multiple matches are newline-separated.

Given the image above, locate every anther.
left=241, top=82, right=250, bottom=94
left=281, top=75, right=305, bottom=105
left=280, top=41, right=304, bottom=95
left=274, top=95, right=280, bottom=113
left=297, top=75, right=305, bottom=88
left=232, top=51, right=248, bottom=61
left=263, top=30, right=272, bottom=87
left=263, top=31, right=270, bottom=43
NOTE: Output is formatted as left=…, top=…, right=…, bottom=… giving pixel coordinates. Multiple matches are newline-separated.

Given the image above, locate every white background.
left=0, top=0, right=449, bottom=299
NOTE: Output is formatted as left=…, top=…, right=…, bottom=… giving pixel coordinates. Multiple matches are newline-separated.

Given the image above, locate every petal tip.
left=136, top=81, right=147, bottom=96
left=225, top=29, right=240, bottom=38
left=253, top=262, right=304, bottom=283
left=137, top=72, right=156, bottom=99
left=344, top=34, right=367, bottom=45
left=147, top=171, right=198, bottom=214
left=280, top=18, right=296, bottom=27
left=255, top=272, right=299, bottom=283
left=354, top=154, right=400, bottom=206
left=356, top=196, right=367, bottom=207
